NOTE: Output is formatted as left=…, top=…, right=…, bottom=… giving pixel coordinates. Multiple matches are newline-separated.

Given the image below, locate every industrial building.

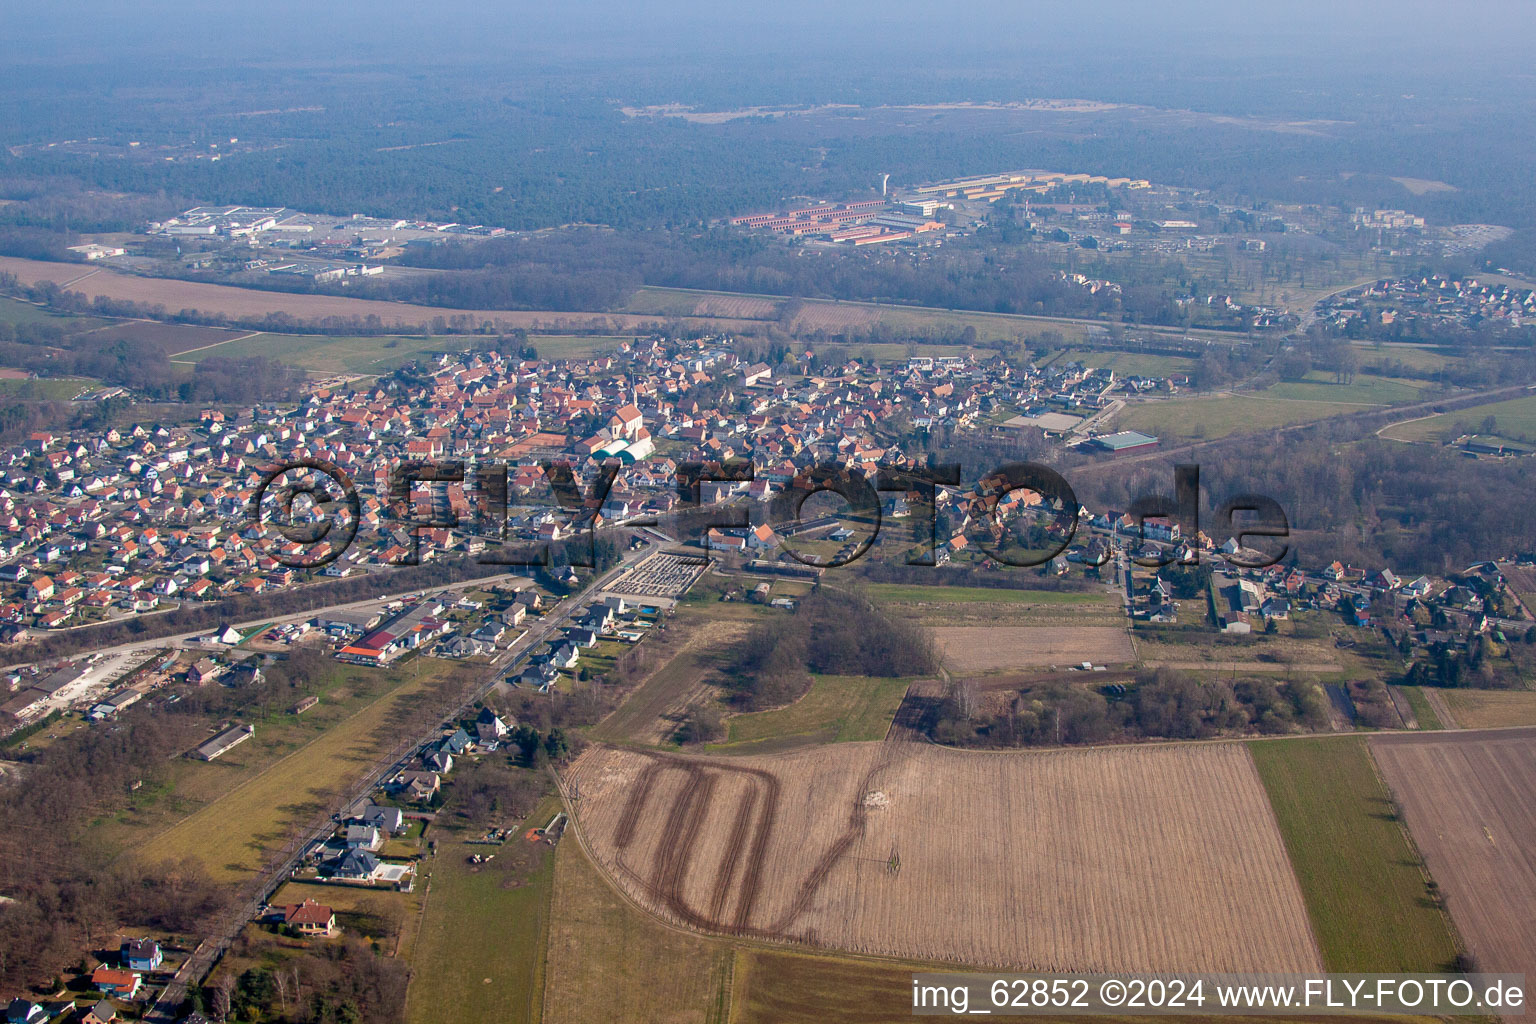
left=194, top=723, right=255, bottom=761
left=728, top=198, right=937, bottom=246
left=1084, top=430, right=1160, bottom=455
left=337, top=600, right=450, bottom=665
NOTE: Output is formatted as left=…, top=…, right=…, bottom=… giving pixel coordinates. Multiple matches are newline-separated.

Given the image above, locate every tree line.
left=723, top=588, right=937, bottom=711
left=929, top=666, right=1332, bottom=748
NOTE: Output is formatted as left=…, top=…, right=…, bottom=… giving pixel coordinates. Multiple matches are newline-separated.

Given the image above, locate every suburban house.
left=326, top=850, right=386, bottom=883
left=90, top=966, right=141, bottom=999
left=83, top=1002, right=117, bottom=1024
left=188, top=658, right=222, bottom=686
left=5, top=1000, right=46, bottom=1024
left=343, top=824, right=383, bottom=851
left=474, top=707, right=510, bottom=743
left=439, top=727, right=473, bottom=756
left=121, top=937, right=162, bottom=972
left=392, top=770, right=440, bottom=802
left=277, top=898, right=336, bottom=937
left=516, top=662, right=560, bottom=691
left=353, top=801, right=405, bottom=834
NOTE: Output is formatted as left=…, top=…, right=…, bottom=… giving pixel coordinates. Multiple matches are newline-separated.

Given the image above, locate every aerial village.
left=1, top=333, right=1531, bottom=740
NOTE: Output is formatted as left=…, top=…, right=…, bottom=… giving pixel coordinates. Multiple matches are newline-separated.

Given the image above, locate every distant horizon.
left=5, top=1, right=1534, bottom=76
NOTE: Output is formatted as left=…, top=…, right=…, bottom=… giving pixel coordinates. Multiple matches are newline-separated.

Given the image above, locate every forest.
left=928, top=666, right=1333, bottom=748
left=6, top=56, right=1536, bottom=235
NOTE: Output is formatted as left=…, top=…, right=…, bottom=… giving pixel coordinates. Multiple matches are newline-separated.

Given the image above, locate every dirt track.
left=571, top=738, right=1322, bottom=972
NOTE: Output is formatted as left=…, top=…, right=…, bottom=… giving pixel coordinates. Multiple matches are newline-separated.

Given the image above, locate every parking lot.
left=601, top=551, right=707, bottom=601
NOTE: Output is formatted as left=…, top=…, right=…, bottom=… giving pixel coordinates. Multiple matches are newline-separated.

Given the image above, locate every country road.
left=143, top=539, right=662, bottom=1022
left=1, top=570, right=535, bottom=677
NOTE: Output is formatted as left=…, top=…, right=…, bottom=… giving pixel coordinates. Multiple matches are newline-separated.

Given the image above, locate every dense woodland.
left=379, top=228, right=1133, bottom=321
left=6, top=54, right=1536, bottom=233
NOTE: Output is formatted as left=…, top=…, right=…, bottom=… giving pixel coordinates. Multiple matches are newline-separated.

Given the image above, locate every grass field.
left=0, top=294, right=87, bottom=327
left=170, top=330, right=633, bottom=374
left=1399, top=686, right=1445, bottom=730
left=1354, top=343, right=1460, bottom=372
left=542, top=827, right=732, bottom=1024
left=0, top=375, right=102, bottom=400
left=1116, top=394, right=1376, bottom=440
left=1440, top=687, right=1536, bottom=729
left=135, top=659, right=460, bottom=881
left=1249, top=737, right=1460, bottom=971
left=1380, top=395, right=1536, bottom=444
left=1263, top=370, right=1429, bottom=405
left=727, top=946, right=1436, bottom=1024
left=1050, top=348, right=1198, bottom=377
left=716, top=675, right=910, bottom=747
left=406, top=797, right=558, bottom=1024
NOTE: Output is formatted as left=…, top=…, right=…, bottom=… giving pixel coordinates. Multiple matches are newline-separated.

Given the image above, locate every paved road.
left=3, top=571, right=535, bottom=677
left=1070, top=382, right=1536, bottom=480
left=142, top=541, right=658, bottom=1022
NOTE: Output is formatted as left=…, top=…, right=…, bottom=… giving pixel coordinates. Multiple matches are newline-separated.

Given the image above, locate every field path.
left=166, top=329, right=265, bottom=357
left=1419, top=686, right=1460, bottom=729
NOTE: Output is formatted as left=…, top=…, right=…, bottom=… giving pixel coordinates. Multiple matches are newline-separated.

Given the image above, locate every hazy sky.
left=7, top=0, right=1534, bottom=67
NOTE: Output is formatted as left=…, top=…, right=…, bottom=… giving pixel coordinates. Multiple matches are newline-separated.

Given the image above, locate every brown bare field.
left=1370, top=728, right=1536, bottom=980
left=1441, top=688, right=1536, bottom=729
left=570, top=740, right=1322, bottom=972
left=688, top=293, right=780, bottom=319
left=788, top=304, right=882, bottom=332
left=0, top=256, right=757, bottom=334
left=1497, top=562, right=1536, bottom=596
left=933, top=625, right=1135, bottom=672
